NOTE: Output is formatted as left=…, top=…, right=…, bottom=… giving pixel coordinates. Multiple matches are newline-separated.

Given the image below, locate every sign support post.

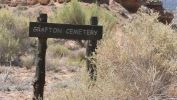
left=33, top=14, right=47, bottom=100
left=86, top=17, right=98, bottom=81
left=29, top=14, right=103, bottom=99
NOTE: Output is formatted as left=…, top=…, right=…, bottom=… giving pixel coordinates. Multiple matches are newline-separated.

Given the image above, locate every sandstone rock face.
left=114, top=0, right=142, bottom=13
left=39, top=0, right=50, bottom=5
left=27, top=0, right=38, bottom=5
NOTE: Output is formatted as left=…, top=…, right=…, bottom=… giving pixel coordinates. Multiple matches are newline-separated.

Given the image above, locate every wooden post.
left=33, top=14, right=47, bottom=100
left=86, top=17, right=98, bottom=81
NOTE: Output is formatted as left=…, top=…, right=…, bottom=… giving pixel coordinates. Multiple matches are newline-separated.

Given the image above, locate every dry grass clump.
left=22, top=55, right=34, bottom=70
left=96, top=11, right=177, bottom=99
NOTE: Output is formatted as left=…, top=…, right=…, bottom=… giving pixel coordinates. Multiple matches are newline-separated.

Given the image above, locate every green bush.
left=50, top=0, right=86, bottom=24
left=50, top=0, right=117, bottom=34
left=0, top=8, right=30, bottom=64
left=86, top=3, right=117, bottom=34
left=0, top=27, right=19, bottom=64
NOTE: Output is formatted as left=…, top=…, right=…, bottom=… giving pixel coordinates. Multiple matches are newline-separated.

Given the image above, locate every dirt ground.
left=0, top=65, right=79, bottom=100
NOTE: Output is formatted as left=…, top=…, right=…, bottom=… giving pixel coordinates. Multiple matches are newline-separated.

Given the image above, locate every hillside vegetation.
left=48, top=1, right=177, bottom=100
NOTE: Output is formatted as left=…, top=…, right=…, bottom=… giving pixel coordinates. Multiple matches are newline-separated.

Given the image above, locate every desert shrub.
left=22, top=55, right=34, bottom=70
left=48, top=11, right=177, bottom=100
left=95, top=11, right=177, bottom=99
left=45, top=58, right=60, bottom=71
left=0, top=27, right=19, bottom=64
left=51, top=45, right=71, bottom=57
left=0, top=8, right=30, bottom=64
left=86, top=3, right=117, bottom=34
left=50, top=0, right=117, bottom=35
left=50, top=0, right=86, bottom=25
left=50, top=0, right=117, bottom=50
left=47, top=38, right=55, bottom=45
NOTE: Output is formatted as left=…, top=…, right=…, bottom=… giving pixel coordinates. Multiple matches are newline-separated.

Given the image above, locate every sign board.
left=29, top=22, right=103, bottom=40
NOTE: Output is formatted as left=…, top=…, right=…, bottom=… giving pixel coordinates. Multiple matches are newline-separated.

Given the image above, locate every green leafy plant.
left=50, top=0, right=117, bottom=35
left=50, top=0, right=86, bottom=25
left=87, top=3, right=117, bottom=34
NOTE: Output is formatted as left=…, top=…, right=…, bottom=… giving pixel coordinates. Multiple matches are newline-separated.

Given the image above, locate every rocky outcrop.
left=145, top=0, right=174, bottom=24
left=114, top=0, right=142, bottom=13
left=114, top=0, right=174, bottom=24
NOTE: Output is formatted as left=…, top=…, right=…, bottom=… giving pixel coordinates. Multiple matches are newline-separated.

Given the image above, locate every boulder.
left=114, top=0, right=142, bottom=13
left=158, top=11, right=174, bottom=24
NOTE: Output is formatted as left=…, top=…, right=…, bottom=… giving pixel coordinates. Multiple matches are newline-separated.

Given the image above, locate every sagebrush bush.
left=95, top=11, right=177, bottom=99
left=0, top=8, right=30, bottom=64
left=0, top=27, right=19, bottom=64
left=48, top=11, right=177, bottom=100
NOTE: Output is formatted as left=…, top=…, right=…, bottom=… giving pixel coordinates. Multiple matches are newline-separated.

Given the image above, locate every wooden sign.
left=29, top=22, right=103, bottom=40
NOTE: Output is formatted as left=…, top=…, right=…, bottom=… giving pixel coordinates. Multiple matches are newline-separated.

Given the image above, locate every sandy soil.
left=0, top=65, right=79, bottom=100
